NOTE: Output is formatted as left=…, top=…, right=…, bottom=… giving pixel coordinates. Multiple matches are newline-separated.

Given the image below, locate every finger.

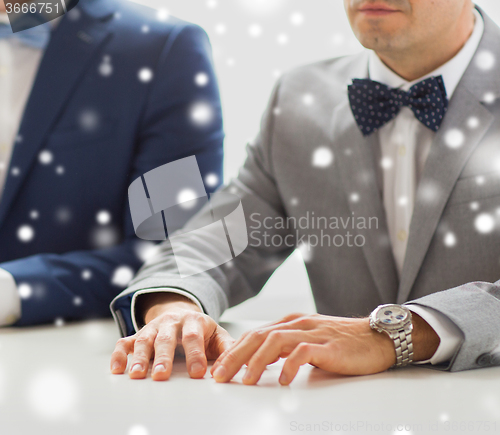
left=209, top=325, right=237, bottom=365
left=210, top=338, right=236, bottom=376
left=213, top=328, right=269, bottom=383
left=151, top=323, right=179, bottom=381
left=208, top=326, right=235, bottom=375
left=210, top=325, right=235, bottom=358
left=213, top=318, right=285, bottom=360
left=210, top=347, right=230, bottom=376
left=279, top=343, right=327, bottom=386
left=182, top=316, right=209, bottom=379
left=110, top=337, right=134, bottom=374
left=213, top=328, right=251, bottom=358
left=213, top=316, right=320, bottom=381
left=211, top=345, right=266, bottom=376
left=243, top=330, right=317, bottom=385
left=129, top=328, right=158, bottom=379
left=234, top=314, right=308, bottom=348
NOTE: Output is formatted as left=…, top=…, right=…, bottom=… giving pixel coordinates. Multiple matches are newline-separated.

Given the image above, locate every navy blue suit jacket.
left=1, top=0, right=224, bottom=326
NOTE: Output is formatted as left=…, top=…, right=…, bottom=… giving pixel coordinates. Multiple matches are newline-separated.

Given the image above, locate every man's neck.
left=376, top=8, right=476, bottom=82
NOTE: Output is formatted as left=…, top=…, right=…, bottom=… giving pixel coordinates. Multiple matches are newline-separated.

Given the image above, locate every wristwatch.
left=369, top=304, right=414, bottom=368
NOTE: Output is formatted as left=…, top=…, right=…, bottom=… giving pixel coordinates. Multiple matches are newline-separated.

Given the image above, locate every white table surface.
left=1, top=319, right=500, bottom=435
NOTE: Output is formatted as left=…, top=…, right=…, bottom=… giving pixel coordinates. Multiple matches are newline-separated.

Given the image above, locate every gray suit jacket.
left=112, top=7, right=500, bottom=372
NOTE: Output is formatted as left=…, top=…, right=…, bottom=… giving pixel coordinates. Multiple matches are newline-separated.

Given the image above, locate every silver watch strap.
left=393, top=328, right=414, bottom=367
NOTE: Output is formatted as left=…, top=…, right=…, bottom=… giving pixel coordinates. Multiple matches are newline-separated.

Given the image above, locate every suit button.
left=397, top=230, right=408, bottom=242
left=476, top=353, right=492, bottom=367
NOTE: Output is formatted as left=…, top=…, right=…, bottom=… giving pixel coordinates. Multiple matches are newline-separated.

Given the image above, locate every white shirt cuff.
left=130, top=288, right=204, bottom=333
left=406, top=304, right=463, bottom=365
left=0, top=268, right=20, bottom=326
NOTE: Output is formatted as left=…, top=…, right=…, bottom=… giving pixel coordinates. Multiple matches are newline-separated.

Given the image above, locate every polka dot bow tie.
left=347, top=76, right=449, bottom=137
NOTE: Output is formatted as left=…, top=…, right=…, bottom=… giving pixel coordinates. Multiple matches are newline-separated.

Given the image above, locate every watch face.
left=374, top=305, right=410, bottom=330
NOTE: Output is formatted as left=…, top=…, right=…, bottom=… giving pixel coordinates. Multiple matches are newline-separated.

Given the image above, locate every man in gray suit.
left=110, top=0, right=500, bottom=385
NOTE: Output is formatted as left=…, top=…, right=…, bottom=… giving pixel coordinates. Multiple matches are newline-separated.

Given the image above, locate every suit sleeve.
left=110, top=79, right=297, bottom=337
left=408, top=281, right=500, bottom=371
left=1, top=23, right=224, bottom=327
left=406, top=304, right=463, bottom=364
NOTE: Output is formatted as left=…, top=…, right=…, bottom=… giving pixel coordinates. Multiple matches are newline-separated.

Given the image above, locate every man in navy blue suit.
left=0, top=0, right=224, bottom=326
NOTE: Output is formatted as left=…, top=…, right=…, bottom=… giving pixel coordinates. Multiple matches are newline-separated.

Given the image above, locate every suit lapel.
left=397, top=6, right=500, bottom=303
left=0, top=2, right=113, bottom=228
left=397, top=89, right=493, bottom=303
left=332, top=97, right=400, bottom=304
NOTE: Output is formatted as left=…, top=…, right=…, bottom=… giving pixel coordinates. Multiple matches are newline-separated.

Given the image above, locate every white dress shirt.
left=0, top=12, right=45, bottom=325
left=368, top=8, right=484, bottom=364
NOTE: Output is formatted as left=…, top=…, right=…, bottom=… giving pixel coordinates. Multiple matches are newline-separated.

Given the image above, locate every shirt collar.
left=368, top=8, right=484, bottom=99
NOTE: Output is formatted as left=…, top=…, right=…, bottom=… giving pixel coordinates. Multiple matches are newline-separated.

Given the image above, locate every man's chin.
left=354, top=28, right=404, bottom=51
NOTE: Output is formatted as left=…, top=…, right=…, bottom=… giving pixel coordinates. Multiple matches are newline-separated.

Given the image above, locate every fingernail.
left=279, top=373, right=288, bottom=385
left=130, top=364, right=143, bottom=373
left=111, top=362, right=121, bottom=372
left=243, top=369, right=253, bottom=382
left=190, top=362, right=204, bottom=374
left=213, top=365, right=226, bottom=380
left=153, top=364, right=166, bottom=375
left=210, top=364, right=220, bottom=376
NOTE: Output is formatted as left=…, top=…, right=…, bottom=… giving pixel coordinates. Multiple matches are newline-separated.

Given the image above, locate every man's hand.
left=210, top=312, right=439, bottom=386
left=110, top=294, right=234, bottom=381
